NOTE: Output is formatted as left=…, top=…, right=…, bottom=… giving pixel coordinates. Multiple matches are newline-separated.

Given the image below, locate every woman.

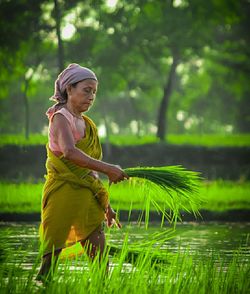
left=37, top=63, right=128, bottom=280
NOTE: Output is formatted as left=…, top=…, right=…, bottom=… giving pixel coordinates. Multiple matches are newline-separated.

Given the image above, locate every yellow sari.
left=40, top=115, right=109, bottom=256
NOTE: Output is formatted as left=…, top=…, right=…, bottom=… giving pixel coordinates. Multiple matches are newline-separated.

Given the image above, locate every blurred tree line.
left=0, top=0, right=249, bottom=140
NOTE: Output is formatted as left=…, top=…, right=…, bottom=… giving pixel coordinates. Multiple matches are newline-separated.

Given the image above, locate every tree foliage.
left=0, top=0, right=249, bottom=138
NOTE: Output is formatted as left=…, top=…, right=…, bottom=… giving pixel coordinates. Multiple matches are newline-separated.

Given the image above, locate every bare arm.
left=52, top=114, right=128, bottom=184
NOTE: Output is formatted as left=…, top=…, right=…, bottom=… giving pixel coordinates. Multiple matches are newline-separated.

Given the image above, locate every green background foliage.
left=0, top=0, right=249, bottom=140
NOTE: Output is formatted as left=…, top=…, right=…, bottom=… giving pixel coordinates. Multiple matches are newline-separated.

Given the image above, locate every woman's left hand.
left=90, top=171, right=99, bottom=179
left=105, top=205, right=122, bottom=228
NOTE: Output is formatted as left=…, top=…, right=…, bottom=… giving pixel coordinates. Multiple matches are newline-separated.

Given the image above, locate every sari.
left=39, top=115, right=108, bottom=256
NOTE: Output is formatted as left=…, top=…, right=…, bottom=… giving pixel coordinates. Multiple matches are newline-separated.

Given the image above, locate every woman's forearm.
left=63, top=147, right=113, bottom=175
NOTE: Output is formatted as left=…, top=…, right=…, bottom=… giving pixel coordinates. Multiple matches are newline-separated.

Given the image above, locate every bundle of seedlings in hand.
left=123, top=165, right=202, bottom=224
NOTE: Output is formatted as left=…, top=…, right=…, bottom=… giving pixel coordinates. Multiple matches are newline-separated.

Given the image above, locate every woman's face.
left=67, top=79, right=98, bottom=112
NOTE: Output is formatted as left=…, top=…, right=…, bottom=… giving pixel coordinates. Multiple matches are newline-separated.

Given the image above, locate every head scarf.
left=46, top=63, right=97, bottom=118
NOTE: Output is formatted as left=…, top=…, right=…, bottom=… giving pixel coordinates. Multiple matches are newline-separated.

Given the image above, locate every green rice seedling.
left=1, top=180, right=250, bottom=214
left=0, top=182, right=42, bottom=213
left=200, top=180, right=250, bottom=211
left=108, top=179, right=250, bottom=212
left=55, top=248, right=250, bottom=293
left=1, top=133, right=250, bottom=147
left=0, top=250, right=37, bottom=293
left=0, top=242, right=249, bottom=294
left=106, top=133, right=250, bottom=147
left=123, top=166, right=202, bottom=225
left=106, top=226, right=175, bottom=266
left=168, top=133, right=250, bottom=147
left=0, top=134, right=47, bottom=146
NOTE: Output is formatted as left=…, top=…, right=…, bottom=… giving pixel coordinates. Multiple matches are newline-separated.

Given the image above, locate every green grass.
left=109, top=133, right=250, bottom=147
left=0, top=134, right=48, bottom=146
left=0, top=180, right=249, bottom=214
left=0, top=182, right=43, bottom=213
left=168, top=133, right=250, bottom=147
left=0, top=240, right=249, bottom=294
left=1, top=133, right=250, bottom=146
left=197, top=180, right=250, bottom=211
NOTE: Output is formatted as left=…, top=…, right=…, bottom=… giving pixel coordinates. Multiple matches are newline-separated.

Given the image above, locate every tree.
left=0, top=0, right=78, bottom=136
left=0, top=0, right=249, bottom=138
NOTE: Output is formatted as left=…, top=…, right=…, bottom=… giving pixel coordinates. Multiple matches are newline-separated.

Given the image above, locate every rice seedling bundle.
left=123, top=165, right=203, bottom=223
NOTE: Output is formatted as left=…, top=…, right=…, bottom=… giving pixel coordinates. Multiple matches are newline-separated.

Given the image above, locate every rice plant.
left=123, top=166, right=203, bottom=224
left=1, top=181, right=250, bottom=214
left=0, top=239, right=249, bottom=294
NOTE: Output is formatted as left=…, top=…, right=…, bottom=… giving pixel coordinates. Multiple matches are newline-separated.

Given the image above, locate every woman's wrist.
left=105, top=203, right=111, bottom=212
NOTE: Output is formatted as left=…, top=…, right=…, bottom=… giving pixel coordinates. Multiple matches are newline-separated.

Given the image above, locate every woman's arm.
left=52, top=113, right=128, bottom=184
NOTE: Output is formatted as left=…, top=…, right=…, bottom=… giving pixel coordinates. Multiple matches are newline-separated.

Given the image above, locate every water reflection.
left=0, top=222, right=249, bottom=267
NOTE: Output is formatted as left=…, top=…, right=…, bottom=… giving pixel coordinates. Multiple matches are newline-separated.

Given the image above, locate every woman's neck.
left=65, top=103, right=82, bottom=119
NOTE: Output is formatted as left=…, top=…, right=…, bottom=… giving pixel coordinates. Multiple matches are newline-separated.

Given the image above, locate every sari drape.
left=40, top=115, right=108, bottom=256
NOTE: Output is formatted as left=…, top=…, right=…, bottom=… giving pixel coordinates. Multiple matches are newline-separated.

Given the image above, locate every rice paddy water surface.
left=0, top=222, right=249, bottom=268
left=0, top=222, right=249, bottom=293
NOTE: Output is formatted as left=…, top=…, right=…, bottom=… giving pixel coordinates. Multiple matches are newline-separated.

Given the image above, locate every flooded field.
left=0, top=221, right=249, bottom=293
left=0, top=222, right=249, bottom=264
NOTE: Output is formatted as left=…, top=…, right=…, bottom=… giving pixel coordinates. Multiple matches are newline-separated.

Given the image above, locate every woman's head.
left=51, top=63, right=98, bottom=104
left=66, top=79, right=97, bottom=113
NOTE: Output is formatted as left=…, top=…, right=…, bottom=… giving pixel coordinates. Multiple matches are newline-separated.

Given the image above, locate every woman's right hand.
left=106, top=164, right=129, bottom=185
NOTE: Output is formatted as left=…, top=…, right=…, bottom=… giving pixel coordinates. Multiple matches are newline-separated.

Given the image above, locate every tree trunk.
left=236, top=90, right=250, bottom=133
left=156, top=54, right=179, bottom=141
left=23, top=79, right=30, bottom=140
left=128, top=95, right=142, bottom=137
left=137, top=120, right=141, bottom=138
left=102, top=104, right=111, bottom=159
left=54, top=0, right=64, bottom=72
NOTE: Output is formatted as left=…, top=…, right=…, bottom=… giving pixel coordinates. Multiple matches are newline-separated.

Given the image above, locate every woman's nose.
left=87, top=95, right=95, bottom=102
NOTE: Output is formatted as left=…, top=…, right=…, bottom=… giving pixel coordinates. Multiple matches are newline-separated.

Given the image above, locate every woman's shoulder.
left=51, top=107, right=74, bottom=124
left=55, top=107, right=71, bottom=117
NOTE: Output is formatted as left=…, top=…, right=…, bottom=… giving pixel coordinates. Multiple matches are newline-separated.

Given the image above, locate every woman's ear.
left=66, top=84, right=72, bottom=96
